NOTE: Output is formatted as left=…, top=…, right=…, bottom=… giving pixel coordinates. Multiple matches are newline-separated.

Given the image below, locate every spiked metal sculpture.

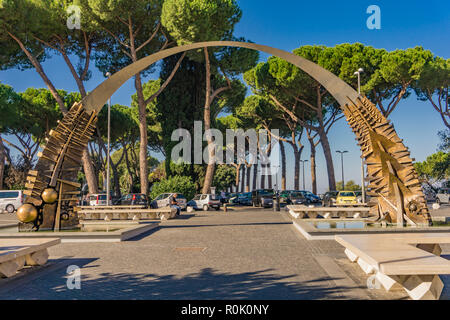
left=17, top=41, right=431, bottom=231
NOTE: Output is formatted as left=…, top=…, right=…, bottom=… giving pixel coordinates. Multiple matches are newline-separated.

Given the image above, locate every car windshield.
left=155, top=194, right=165, bottom=200
left=193, top=195, right=201, bottom=200
left=259, top=189, right=273, bottom=196
left=339, top=192, right=356, bottom=197
left=210, top=194, right=218, bottom=200
left=290, top=192, right=303, bottom=198
left=176, top=194, right=186, bottom=199
left=354, top=191, right=362, bottom=196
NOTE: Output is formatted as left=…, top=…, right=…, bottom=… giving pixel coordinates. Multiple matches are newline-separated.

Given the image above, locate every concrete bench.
left=0, top=238, right=60, bottom=278
left=76, top=207, right=177, bottom=221
left=75, top=205, right=146, bottom=210
left=335, top=233, right=450, bottom=300
left=287, top=205, right=370, bottom=219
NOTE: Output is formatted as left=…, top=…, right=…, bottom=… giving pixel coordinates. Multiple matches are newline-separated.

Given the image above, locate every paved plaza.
left=1, top=206, right=450, bottom=300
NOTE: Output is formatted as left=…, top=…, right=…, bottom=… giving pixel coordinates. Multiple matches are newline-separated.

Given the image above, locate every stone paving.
left=0, top=206, right=449, bottom=300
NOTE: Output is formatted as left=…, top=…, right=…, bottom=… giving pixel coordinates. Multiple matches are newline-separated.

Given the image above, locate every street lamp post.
left=336, top=151, right=348, bottom=189
left=105, top=72, right=112, bottom=205
left=299, top=159, right=308, bottom=190
left=354, top=68, right=366, bottom=202
left=273, top=164, right=280, bottom=211
left=354, top=68, right=364, bottom=95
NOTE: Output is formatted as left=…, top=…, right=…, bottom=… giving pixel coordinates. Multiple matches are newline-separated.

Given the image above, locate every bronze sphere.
left=41, top=188, right=58, bottom=203
left=16, top=204, right=38, bottom=223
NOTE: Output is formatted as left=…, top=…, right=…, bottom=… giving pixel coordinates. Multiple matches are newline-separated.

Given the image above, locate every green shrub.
left=150, top=175, right=196, bottom=200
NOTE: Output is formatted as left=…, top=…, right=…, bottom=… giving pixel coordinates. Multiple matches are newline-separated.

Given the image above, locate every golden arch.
left=20, top=41, right=431, bottom=230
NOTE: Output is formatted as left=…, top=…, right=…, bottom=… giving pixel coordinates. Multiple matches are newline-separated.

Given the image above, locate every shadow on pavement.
left=1, top=267, right=365, bottom=300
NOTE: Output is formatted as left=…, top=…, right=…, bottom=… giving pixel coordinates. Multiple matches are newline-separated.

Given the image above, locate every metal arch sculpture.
left=17, top=41, right=431, bottom=231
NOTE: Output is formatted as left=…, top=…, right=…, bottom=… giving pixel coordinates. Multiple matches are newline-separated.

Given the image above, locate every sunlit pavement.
left=1, top=207, right=450, bottom=300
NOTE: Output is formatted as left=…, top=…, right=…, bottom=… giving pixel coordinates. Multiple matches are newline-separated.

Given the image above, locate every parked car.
left=88, top=193, right=111, bottom=206
left=228, top=193, right=240, bottom=205
left=299, top=190, right=321, bottom=204
left=187, top=194, right=221, bottom=211
left=218, top=192, right=230, bottom=204
left=436, top=188, right=450, bottom=205
left=114, top=193, right=148, bottom=206
left=279, top=190, right=294, bottom=206
left=354, top=191, right=365, bottom=204
left=425, top=190, right=436, bottom=202
left=151, top=193, right=187, bottom=210
left=238, top=192, right=252, bottom=206
left=336, top=191, right=358, bottom=206
left=0, top=190, right=25, bottom=213
left=322, top=191, right=339, bottom=207
left=252, top=189, right=274, bottom=208
left=280, top=191, right=307, bottom=206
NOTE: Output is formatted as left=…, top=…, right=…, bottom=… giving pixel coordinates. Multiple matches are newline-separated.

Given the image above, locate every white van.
left=0, top=190, right=25, bottom=213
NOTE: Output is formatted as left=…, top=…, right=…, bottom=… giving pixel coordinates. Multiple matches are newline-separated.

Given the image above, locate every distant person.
left=170, top=193, right=180, bottom=215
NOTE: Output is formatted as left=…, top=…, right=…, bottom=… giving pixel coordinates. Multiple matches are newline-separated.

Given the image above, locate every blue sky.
left=1, top=0, right=449, bottom=193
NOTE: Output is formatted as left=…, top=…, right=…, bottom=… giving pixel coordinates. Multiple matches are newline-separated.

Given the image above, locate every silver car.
left=0, top=190, right=25, bottom=213
left=188, top=194, right=221, bottom=211
left=151, top=193, right=187, bottom=210
left=436, top=188, right=450, bottom=205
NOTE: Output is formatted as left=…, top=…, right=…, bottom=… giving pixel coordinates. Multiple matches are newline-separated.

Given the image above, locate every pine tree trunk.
left=240, top=165, right=246, bottom=192
left=318, top=129, right=336, bottom=190
left=82, top=149, right=98, bottom=194
left=267, top=161, right=272, bottom=189
left=293, top=147, right=300, bottom=190
left=202, top=48, right=215, bottom=194
left=253, top=163, right=258, bottom=190
left=112, top=165, right=121, bottom=197
left=134, top=73, right=149, bottom=195
left=308, top=137, right=317, bottom=194
left=260, top=164, right=266, bottom=189
left=235, top=164, right=241, bottom=192
left=246, top=165, right=251, bottom=192
left=0, top=135, right=5, bottom=190
left=280, top=141, right=286, bottom=191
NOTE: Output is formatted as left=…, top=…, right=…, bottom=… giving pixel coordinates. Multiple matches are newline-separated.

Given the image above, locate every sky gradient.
left=1, top=0, right=449, bottom=193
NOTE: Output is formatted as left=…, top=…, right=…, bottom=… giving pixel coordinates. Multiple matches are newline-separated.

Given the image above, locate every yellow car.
left=336, top=191, right=358, bottom=206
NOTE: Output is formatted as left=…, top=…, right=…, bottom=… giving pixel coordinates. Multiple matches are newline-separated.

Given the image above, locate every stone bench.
left=335, top=233, right=450, bottom=300
left=0, top=238, right=60, bottom=278
left=76, top=205, right=146, bottom=210
left=287, top=205, right=370, bottom=219
left=76, top=207, right=177, bottom=221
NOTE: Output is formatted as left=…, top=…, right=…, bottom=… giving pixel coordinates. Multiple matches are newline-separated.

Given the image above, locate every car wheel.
left=215, top=207, right=220, bottom=211
left=6, top=204, right=14, bottom=213
left=203, top=205, right=209, bottom=211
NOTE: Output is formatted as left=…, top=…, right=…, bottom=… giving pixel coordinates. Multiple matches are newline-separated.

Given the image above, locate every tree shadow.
left=2, top=266, right=368, bottom=300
